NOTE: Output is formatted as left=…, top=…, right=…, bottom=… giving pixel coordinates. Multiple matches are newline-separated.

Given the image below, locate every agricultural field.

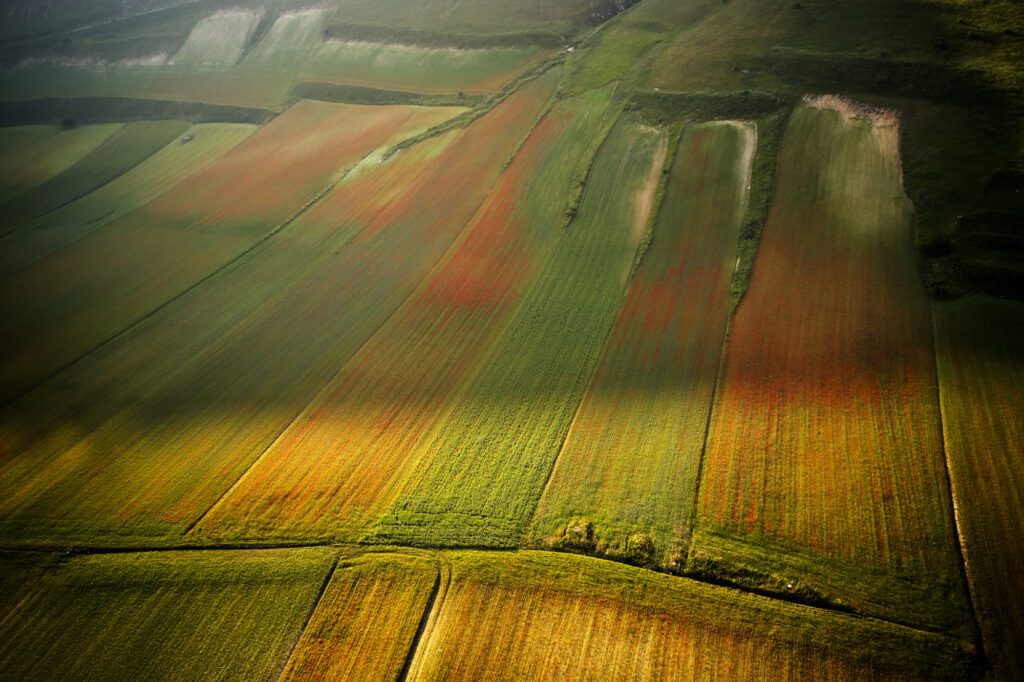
left=409, top=551, right=973, bottom=680
left=0, top=120, right=188, bottom=231
left=0, top=122, right=257, bottom=277
left=0, top=547, right=338, bottom=679
left=374, top=115, right=668, bottom=548
left=0, top=100, right=422, bottom=407
left=0, top=0, right=1022, bottom=678
left=280, top=552, right=438, bottom=681
left=529, top=121, right=754, bottom=567
left=692, top=101, right=970, bottom=633
left=195, top=82, right=611, bottom=542
left=934, top=296, right=1024, bottom=679
left=0, top=103, right=469, bottom=543
left=0, top=123, right=122, bottom=204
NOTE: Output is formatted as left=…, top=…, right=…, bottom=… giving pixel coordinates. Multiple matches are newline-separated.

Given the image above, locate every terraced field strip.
left=692, top=101, right=968, bottom=633
left=0, top=122, right=256, bottom=277
left=934, top=296, right=1024, bottom=679
left=281, top=552, right=438, bottom=681
left=0, top=123, right=121, bottom=204
left=0, top=547, right=338, bottom=679
left=374, top=116, right=667, bottom=548
left=195, top=86, right=611, bottom=542
left=0, top=76, right=555, bottom=544
left=0, top=101, right=418, bottom=407
left=0, top=119, right=188, bottom=232
left=530, top=121, right=754, bottom=567
left=301, top=41, right=550, bottom=94
left=406, top=550, right=973, bottom=680
left=171, top=9, right=262, bottom=67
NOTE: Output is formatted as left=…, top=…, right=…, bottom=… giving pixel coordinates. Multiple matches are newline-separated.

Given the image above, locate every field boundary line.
left=275, top=553, right=341, bottom=681
left=930, top=304, right=986, bottom=656
left=684, top=122, right=758, bottom=556
left=0, top=130, right=400, bottom=413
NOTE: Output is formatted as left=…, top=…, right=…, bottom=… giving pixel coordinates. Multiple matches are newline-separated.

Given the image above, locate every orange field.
left=692, top=102, right=969, bottom=632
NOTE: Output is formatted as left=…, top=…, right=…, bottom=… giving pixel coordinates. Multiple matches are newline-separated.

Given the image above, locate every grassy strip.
left=729, top=108, right=790, bottom=314
left=292, top=81, right=486, bottom=108
left=561, top=89, right=623, bottom=228
left=323, top=23, right=566, bottom=50
left=0, top=96, right=276, bottom=127
left=626, top=89, right=788, bottom=126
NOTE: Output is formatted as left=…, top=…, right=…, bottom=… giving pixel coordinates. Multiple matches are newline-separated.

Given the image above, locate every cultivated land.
left=935, top=296, right=1024, bottom=679
left=694, top=102, right=970, bottom=633
left=530, top=121, right=754, bottom=568
left=0, top=0, right=1021, bottom=678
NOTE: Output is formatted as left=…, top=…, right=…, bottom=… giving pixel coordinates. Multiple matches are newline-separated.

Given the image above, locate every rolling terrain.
left=0, top=0, right=1021, bottom=679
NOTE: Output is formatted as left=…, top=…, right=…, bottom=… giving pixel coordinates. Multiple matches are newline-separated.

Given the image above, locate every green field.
left=529, top=121, right=753, bottom=568
left=0, top=0, right=1021, bottom=678
left=0, top=548, right=338, bottom=679
left=0, top=122, right=256, bottom=276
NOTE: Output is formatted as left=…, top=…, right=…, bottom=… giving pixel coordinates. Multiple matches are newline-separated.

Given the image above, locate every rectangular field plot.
left=407, top=551, right=973, bottom=680
left=0, top=547, right=337, bottom=680
left=0, top=101, right=418, bottom=407
left=530, top=121, right=754, bottom=567
left=0, top=122, right=256, bottom=277
left=692, top=101, right=969, bottom=632
left=171, top=10, right=263, bottom=67
left=935, top=296, right=1024, bottom=679
left=195, top=84, right=611, bottom=542
left=0, top=79, right=554, bottom=544
left=374, top=116, right=667, bottom=547
left=281, top=552, right=438, bottom=681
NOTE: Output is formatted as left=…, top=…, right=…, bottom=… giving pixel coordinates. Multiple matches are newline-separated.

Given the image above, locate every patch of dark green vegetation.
left=626, top=89, right=788, bottom=126
left=291, top=81, right=486, bottom=108
left=0, top=96, right=275, bottom=127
